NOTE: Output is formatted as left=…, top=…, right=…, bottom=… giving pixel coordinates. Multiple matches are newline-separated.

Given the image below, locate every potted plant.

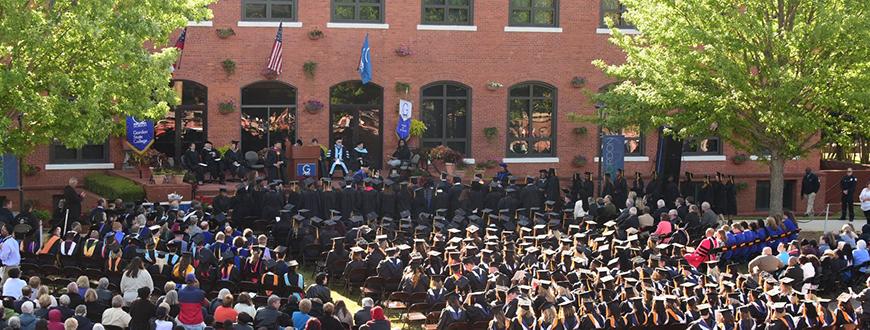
left=571, top=76, right=586, bottom=88
left=216, top=28, right=235, bottom=39
left=308, top=27, right=324, bottom=40
left=429, top=145, right=464, bottom=176
left=218, top=101, right=236, bottom=114
left=409, top=119, right=427, bottom=138
left=572, top=126, right=588, bottom=135
left=486, top=81, right=503, bottom=91
left=303, top=61, right=317, bottom=78
left=572, top=155, right=588, bottom=167
left=221, top=59, right=236, bottom=75
left=395, top=81, right=411, bottom=94
left=170, top=168, right=186, bottom=184
left=303, top=99, right=324, bottom=114
left=394, top=44, right=413, bottom=57
left=483, top=127, right=498, bottom=141
left=732, top=153, right=749, bottom=165
left=152, top=169, right=166, bottom=184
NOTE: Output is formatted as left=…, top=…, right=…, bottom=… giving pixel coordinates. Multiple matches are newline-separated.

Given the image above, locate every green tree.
left=0, top=0, right=214, bottom=156
left=593, top=0, right=870, bottom=215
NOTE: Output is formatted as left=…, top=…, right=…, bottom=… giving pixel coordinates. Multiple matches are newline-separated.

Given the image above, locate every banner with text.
left=397, top=99, right=412, bottom=140
left=126, top=116, right=155, bottom=154
left=601, top=135, right=626, bottom=179
left=0, top=154, right=19, bottom=190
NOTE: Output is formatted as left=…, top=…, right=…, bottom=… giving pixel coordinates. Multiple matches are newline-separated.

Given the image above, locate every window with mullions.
left=682, top=137, right=722, bottom=155
left=242, top=0, right=296, bottom=21
left=507, top=83, right=556, bottom=157
left=332, top=0, right=384, bottom=23
left=421, top=83, right=471, bottom=155
left=600, top=0, right=633, bottom=28
left=50, top=142, right=109, bottom=164
left=600, top=126, right=644, bottom=155
left=422, top=0, right=473, bottom=25
left=509, top=0, right=558, bottom=27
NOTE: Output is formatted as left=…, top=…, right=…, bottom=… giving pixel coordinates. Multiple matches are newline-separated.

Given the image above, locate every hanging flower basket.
left=572, top=155, right=588, bottom=167
left=732, top=153, right=749, bottom=165
left=308, top=28, right=324, bottom=40
left=303, top=100, right=324, bottom=114
left=218, top=101, right=236, bottom=114
left=395, top=44, right=414, bottom=57
left=216, top=28, right=235, bottom=39
left=486, top=81, right=503, bottom=91
left=221, top=59, right=236, bottom=75
left=571, top=76, right=586, bottom=88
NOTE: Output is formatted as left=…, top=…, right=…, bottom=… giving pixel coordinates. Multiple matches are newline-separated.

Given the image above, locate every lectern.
left=289, top=146, right=321, bottom=180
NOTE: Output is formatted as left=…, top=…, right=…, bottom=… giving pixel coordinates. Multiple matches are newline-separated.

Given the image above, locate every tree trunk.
left=768, top=155, right=786, bottom=216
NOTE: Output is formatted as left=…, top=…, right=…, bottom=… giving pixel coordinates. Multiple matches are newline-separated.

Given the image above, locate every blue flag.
left=358, top=34, right=372, bottom=84
left=126, top=116, right=155, bottom=154
left=601, top=135, right=626, bottom=179
left=396, top=99, right=413, bottom=140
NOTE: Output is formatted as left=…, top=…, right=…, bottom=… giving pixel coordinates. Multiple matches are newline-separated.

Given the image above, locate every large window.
left=509, top=0, right=558, bottom=27
left=50, top=142, right=109, bottom=164
left=421, top=83, right=471, bottom=155
left=600, top=126, right=644, bottom=155
left=241, top=82, right=297, bottom=153
left=154, top=80, right=207, bottom=162
left=422, top=0, right=473, bottom=25
left=600, top=0, right=633, bottom=28
left=682, top=137, right=722, bottom=155
left=332, top=0, right=383, bottom=23
left=508, top=83, right=556, bottom=157
left=242, top=0, right=296, bottom=21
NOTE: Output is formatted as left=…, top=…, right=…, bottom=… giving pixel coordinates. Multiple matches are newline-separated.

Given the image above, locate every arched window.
left=329, top=81, right=384, bottom=169
left=240, top=81, right=297, bottom=153
left=153, top=80, right=208, bottom=161
left=507, top=82, right=556, bottom=157
left=420, top=82, right=471, bottom=155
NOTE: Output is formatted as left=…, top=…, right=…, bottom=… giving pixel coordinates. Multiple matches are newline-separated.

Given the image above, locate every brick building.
left=1, top=0, right=833, bottom=216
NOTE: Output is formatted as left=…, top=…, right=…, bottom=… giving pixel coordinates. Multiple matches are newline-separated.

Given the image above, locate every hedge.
left=83, top=174, right=145, bottom=202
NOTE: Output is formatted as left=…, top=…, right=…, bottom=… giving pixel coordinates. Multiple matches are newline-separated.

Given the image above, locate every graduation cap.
left=837, top=293, right=852, bottom=303
left=274, top=246, right=288, bottom=254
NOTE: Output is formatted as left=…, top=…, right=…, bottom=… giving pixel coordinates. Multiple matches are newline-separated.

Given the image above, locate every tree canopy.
left=0, top=0, right=214, bottom=156
left=593, top=0, right=870, bottom=214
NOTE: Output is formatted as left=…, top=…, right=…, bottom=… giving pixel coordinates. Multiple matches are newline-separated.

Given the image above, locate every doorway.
left=240, top=81, right=297, bottom=154
left=154, top=80, right=208, bottom=163
left=329, top=81, right=384, bottom=169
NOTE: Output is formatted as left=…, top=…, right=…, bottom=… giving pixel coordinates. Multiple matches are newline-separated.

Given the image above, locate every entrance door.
left=330, top=81, right=384, bottom=169
left=154, top=80, right=208, bottom=163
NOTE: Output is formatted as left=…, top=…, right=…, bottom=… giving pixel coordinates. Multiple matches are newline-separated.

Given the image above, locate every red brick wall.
left=2, top=0, right=823, bottom=216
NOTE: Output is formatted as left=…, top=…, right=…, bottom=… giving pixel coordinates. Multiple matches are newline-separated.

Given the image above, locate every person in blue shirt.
left=783, top=211, right=800, bottom=241
left=852, top=240, right=870, bottom=273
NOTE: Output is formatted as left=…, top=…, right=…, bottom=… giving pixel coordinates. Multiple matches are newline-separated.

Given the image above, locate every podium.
left=289, top=146, right=321, bottom=180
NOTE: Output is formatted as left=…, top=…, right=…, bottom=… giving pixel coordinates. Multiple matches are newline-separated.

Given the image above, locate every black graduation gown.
left=447, top=184, right=464, bottom=216
left=601, top=180, right=615, bottom=198
left=212, top=195, right=233, bottom=215
left=645, top=178, right=661, bottom=203
left=484, top=190, right=503, bottom=211
left=397, top=186, right=413, bottom=214
left=614, top=176, right=628, bottom=208
left=520, top=184, right=542, bottom=209
left=432, top=190, right=449, bottom=213
left=361, top=189, right=380, bottom=216
left=632, top=178, right=645, bottom=198
left=712, top=181, right=727, bottom=213
left=469, top=188, right=485, bottom=213
left=339, top=188, right=357, bottom=219
left=725, top=182, right=737, bottom=216
left=262, top=190, right=284, bottom=221
left=62, top=185, right=83, bottom=223
left=546, top=176, right=561, bottom=206
left=496, top=195, right=520, bottom=216
left=317, top=190, right=336, bottom=218
left=380, top=191, right=397, bottom=219
left=265, top=148, right=285, bottom=182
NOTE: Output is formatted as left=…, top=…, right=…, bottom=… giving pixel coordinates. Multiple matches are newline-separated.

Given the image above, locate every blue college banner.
left=0, top=154, right=19, bottom=190
left=358, top=34, right=372, bottom=84
left=296, top=163, right=317, bottom=177
left=126, top=116, right=155, bottom=154
left=601, top=135, right=626, bottom=179
left=396, top=99, right=412, bottom=140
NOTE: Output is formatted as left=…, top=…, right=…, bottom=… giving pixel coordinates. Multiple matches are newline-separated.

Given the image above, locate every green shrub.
left=84, top=174, right=146, bottom=202
left=32, top=209, right=50, bottom=221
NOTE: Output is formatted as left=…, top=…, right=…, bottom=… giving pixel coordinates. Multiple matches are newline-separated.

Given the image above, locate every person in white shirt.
left=2, top=267, right=27, bottom=299
left=860, top=180, right=870, bottom=223
left=0, top=223, right=20, bottom=285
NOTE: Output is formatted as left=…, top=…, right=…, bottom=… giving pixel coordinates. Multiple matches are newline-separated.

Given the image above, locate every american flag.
left=266, top=22, right=284, bottom=75
left=171, top=28, right=187, bottom=72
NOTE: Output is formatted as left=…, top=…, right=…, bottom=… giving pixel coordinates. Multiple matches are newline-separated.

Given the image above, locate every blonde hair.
left=76, top=276, right=90, bottom=290
left=299, top=298, right=312, bottom=313
left=541, top=306, right=557, bottom=323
